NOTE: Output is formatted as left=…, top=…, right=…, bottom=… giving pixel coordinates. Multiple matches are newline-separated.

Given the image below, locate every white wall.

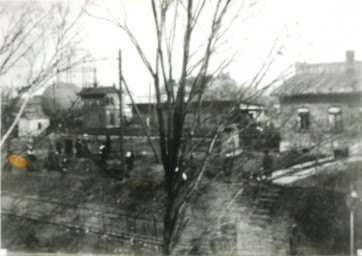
left=18, top=118, right=50, bottom=137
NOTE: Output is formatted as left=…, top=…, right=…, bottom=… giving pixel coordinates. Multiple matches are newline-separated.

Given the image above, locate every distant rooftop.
left=78, top=86, right=118, bottom=97
left=273, top=50, right=362, bottom=96
left=273, top=72, right=362, bottom=96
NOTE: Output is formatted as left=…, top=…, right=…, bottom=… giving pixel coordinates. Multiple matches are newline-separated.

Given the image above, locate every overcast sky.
left=2, top=0, right=362, bottom=100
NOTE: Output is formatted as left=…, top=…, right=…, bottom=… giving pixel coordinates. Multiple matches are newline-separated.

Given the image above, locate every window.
left=297, top=107, right=310, bottom=130
left=38, top=122, right=42, bottom=130
left=99, top=113, right=102, bottom=122
left=328, top=106, right=343, bottom=132
left=104, top=97, right=114, bottom=106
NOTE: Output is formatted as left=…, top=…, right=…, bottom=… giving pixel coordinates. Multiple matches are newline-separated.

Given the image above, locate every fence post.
left=153, top=214, right=158, bottom=242
left=102, top=185, right=105, bottom=233
left=102, top=209, right=105, bottom=233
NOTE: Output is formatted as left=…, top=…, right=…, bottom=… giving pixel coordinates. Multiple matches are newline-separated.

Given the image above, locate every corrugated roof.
left=272, top=71, right=362, bottom=96
left=78, top=86, right=118, bottom=97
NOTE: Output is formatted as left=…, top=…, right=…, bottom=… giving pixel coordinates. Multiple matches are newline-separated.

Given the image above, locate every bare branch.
left=1, top=1, right=89, bottom=148
left=85, top=3, right=156, bottom=76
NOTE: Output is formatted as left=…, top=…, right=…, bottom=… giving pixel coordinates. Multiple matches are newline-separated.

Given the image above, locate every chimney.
left=345, top=50, right=355, bottom=73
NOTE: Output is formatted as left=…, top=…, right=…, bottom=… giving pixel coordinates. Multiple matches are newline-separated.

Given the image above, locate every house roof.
left=22, top=112, right=48, bottom=120
left=20, top=96, right=49, bottom=120
left=78, top=86, right=118, bottom=97
left=28, top=95, right=42, bottom=104
left=272, top=71, right=362, bottom=96
left=17, top=96, right=42, bottom=106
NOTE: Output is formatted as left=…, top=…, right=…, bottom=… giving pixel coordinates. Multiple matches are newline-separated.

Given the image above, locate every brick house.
left=273, top=51, right=362, bottom=154
left=78, top=86, right=123, bottom=129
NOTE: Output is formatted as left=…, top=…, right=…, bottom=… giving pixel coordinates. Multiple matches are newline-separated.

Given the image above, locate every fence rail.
left=2, top=195, right=163, bottom=248
left=66, top=127, right=230, bottom=138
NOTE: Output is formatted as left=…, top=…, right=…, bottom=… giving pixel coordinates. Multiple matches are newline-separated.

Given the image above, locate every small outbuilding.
left=18, top=96, right=50, bottom=137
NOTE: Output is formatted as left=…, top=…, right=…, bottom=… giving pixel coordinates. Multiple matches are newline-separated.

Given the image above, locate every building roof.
left=22, top=112, right=48, bottom=120
left=78, top=86, right=118, bottom=97
left=21, top=96, right=49, bottom=120
left=3, top=95, right=49, bottom=120
left=272, top=71, right=362, bottom=96
left=273, top=51, right=362, bottom=97
left=28, top=95, right=42, bottom=104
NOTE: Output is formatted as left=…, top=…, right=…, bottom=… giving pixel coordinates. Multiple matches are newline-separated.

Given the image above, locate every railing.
left=2, top=195, right=163, bottom=248
left=66, top=127, right=219, bottom=138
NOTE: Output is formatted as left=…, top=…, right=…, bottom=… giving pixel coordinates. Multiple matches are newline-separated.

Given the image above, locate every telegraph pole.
left=351, top=208, right=354, bottom=256
left=346, top=185, right=360, bottom=256
left=148, top=82, right=151, bottom=127
left=118, top=50, right=126, bottom=178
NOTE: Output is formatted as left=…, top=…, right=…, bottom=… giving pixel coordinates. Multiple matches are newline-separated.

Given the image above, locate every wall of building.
left=184, top=110, right=225, bottom=129
left=105, top=109, right=120, bottom=128
left=82, top=108, right=106, bottom=129
left=134, top=105, right=261, bottom=133
left=104, top=92, right=118, bottom=128
left=278, top=95, right=362, bottom=154
left=133, top=108, right=224, bottom=131
left=18, top=118, right=50, bottom=137
left=81, top=92, right=133, bottom=129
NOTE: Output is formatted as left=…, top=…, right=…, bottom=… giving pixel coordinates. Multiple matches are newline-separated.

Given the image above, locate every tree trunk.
left=163, top=193, right=174, bottom=255
left=163, top=212, right=172, bottom=255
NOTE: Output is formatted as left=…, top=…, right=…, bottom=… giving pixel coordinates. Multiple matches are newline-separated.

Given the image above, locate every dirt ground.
left=2, top=215, right=157, bottom=255
left=3, top=133, right=360, bottom=255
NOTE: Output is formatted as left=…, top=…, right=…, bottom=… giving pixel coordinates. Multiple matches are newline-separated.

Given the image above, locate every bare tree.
left=0, top=1, right=90, bottom=148
left=86, top=0, right=288, bottom=254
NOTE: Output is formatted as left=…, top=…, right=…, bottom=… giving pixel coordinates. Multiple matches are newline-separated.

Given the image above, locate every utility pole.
left=148, top=82, right=151, bottom=127
left=53, top=70, right=58, bottom=132
left=122, top=77, right=159, bottom=163
left=54, top=68, right=59, bottom=114
left=351, top=208, right=354, bottom=256
left=118, top=50, right=126, bottom=178
left=346, top=185, right=360, bottom=256
left=52, top=82, right=56, bottom=114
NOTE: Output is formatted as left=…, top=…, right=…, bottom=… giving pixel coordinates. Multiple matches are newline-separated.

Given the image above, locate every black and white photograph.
left=1, top=0, right=362, bottom=255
